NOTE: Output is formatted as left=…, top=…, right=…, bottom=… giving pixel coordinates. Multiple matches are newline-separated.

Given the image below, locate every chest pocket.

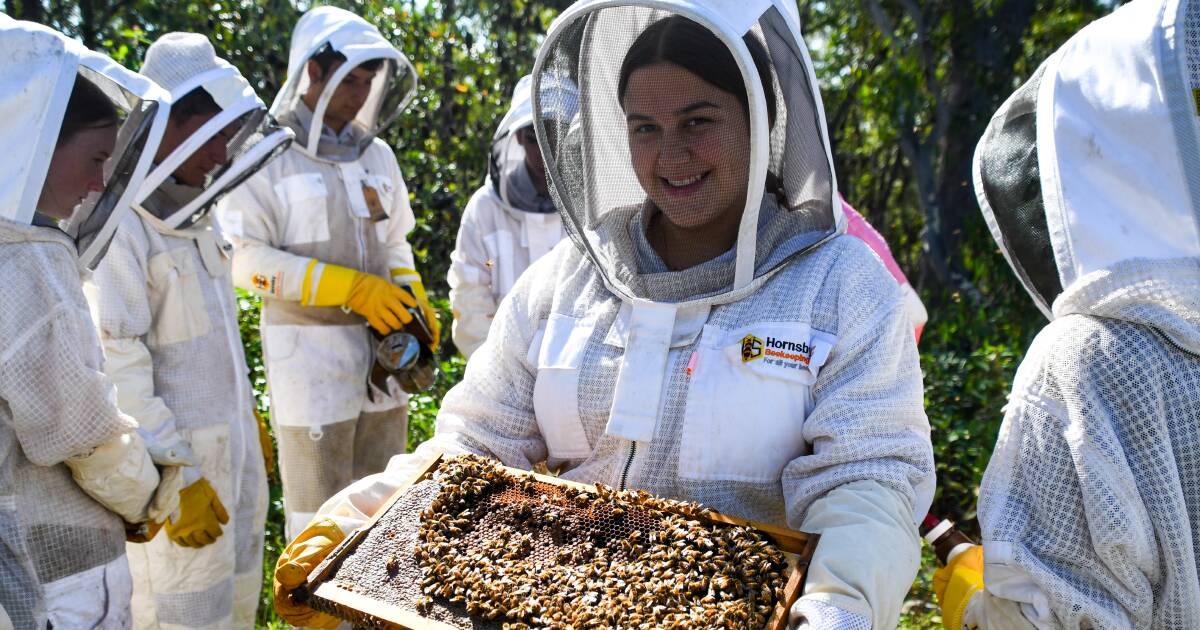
left=678, top=322, right=836, bottom=483
left=146, top=245, right=212, bottom=346
left=362, top=173, right=398, bottom=244
left=529, top=314, right=594, bottom=460
left=482, top=229, right=518, bottom=300
left=274, top=173, right=329, bottom=245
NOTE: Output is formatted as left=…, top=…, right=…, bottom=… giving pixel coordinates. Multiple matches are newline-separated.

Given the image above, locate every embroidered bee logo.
left=252, top=274, right=271, bottom=291
left=741, top=334, right=764, bottom=363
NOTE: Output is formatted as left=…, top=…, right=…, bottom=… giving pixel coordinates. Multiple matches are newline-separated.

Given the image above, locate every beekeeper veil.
left=975, top=0, right=1200, bottom=319
left=489, top=74, right=580, bottom=214
left=136, top=32, right=293, bottom=231
left=533, top=0, right=842, bottom=443
left=0, top=15, right=168, bottom=268
left=271, top=6, right=417, bottom=161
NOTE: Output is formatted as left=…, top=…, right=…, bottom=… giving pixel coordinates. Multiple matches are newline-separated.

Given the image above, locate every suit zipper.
left=619, top=442, right=636, bottom=491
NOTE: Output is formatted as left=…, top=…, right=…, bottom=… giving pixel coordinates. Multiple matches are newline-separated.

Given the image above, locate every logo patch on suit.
left=741, top=334, right=764, bottom=362
left=744, top=334, right=817, bottom=369
left=251, top=272, right=283, bottom=297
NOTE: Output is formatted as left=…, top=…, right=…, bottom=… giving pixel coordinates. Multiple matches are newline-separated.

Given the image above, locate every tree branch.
left=861, top=0, right=906, bottom=58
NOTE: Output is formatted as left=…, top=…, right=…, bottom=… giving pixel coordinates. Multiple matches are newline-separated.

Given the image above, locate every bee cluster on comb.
left=412, top=455, right=787, bottom=629
left=304, top=454, right=811, bottom=630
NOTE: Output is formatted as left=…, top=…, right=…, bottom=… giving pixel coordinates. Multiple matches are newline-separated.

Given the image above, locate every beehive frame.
left=299, top=453, right=819, bottom=629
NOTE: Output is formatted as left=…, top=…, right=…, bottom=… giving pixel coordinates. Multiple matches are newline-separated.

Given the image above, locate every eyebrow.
left=625, top=100, right=722, bottom=122
left=676, top=101, right=721, bottom=115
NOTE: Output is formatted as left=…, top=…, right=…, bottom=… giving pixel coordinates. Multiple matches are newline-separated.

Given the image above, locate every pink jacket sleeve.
left=840, top=196, right=928, bottom=342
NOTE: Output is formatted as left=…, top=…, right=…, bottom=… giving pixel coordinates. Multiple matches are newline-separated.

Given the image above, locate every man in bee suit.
left=934, top=0, right=1200, bottom=627
left=217, top=6, right=438, bottom=539
left=273, top=2, right=934, bottom=628
left=0, top=16, right=177, bottom=627
left=84, top=32, right=294, bottom=628
left=448, top=75, right=578, bottom=358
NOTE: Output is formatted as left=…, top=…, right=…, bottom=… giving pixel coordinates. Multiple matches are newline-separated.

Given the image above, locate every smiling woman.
left=617, top=16, right=771, bottom=270
left=273, top=4, right=933, bottom=630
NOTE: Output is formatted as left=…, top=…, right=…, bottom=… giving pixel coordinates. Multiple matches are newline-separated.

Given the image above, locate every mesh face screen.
left=69, top=67, right=159, bottom=267
left=310, top=455, right=794, bottom=629
left=977, top=63, right=1062, bottom=313
left=534, top=5, right=836, bottom=303
left=279, top=54, right=416, bottom=161
left=166, top=110, right=290, bottom=229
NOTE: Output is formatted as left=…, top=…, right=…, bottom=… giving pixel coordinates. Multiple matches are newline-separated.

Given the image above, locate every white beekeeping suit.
left=83, top=32, right=292, bottom=629
left=0, top=15, right=172, bottom=628
left=279, top=2, right=935, bottom=628
left=940, top=0, right=1200, bottom=627
left=448, top=75, right=578, bottom=358
left=215, top=6, right=425, bottom=538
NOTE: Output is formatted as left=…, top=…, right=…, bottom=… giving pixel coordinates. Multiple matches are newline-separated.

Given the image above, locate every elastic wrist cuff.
left=300, top=259, right=318, bottom=305
left=311, top=263, right=358, bottom=307
left=390, top=267, right=421, bottom=283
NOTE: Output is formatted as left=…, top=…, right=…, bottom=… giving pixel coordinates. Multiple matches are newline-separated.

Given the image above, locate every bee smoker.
left=370, top=288, right=438, bottom=394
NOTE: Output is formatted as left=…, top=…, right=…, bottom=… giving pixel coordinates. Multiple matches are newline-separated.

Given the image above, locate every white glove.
left=141, top=435, right=200, bottom=523
left=65, top=431, right=160, bottom=523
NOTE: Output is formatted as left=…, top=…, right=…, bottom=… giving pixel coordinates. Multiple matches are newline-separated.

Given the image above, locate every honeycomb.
left=412, top=455, right=788, bottom=629
left=304, top=454, right=795, bottom=629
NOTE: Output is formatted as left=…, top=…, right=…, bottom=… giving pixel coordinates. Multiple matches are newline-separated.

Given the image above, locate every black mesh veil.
left=974, top=62, right=1062, bottom=318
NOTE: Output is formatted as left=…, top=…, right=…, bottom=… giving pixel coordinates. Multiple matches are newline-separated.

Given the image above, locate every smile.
left=661, top=171, right=710, bottom=195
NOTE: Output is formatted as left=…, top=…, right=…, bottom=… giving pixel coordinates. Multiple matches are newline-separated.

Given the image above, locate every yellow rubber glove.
left=346, top=272, right=416, bottom=335
left=390, top=268, right=440, bottom=350
left=164, top=477, right=229, bottom=548
left=253, top=407, right=275, bottom=476
left=303, top=261, right=415, bottom=335
left=274, top=517, right=346, bottom=629
left=406, top=279, right=441, bottom=351
left=933, top=544, right=984, bottom=630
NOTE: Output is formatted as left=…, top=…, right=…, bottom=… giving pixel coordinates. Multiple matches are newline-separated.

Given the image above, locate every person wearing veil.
left=274, top=3, right=934, bottom=628
left=935, top=0, right=1200, bottom=627
left=84, top=31, right=294, bottom=628
left=217, top=6, right=438, bottom=542
left=0, top=16, right=176, bottom=627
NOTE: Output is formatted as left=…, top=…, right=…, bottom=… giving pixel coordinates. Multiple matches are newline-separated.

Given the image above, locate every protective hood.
left=271, top=6, right=417, bottom=162
left=488, top=74, right=580, bottom=215
left=533, top=0, right=843, bottom=308
left=0, top=15, right=169, bottom=268
left=531, top=0, right=843, bottom=445
left=136, top=32, right=293, bottom=231
left=975, top=0, right=1200, bottom=321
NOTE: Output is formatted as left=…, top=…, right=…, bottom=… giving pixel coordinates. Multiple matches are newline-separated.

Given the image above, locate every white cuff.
left=65, top=431, right=159, bottom=523
left=790, top=598, right=871, bottom=630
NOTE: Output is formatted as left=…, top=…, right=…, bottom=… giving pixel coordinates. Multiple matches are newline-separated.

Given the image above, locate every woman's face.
left=623, top=62, right=751, bottom=232
left=38, top=124, right=118, bottom=219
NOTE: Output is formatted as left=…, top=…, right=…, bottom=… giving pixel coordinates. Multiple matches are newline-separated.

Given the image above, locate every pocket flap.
left=537, top=314, right=594, bottom=369
left=273, top=173, right=326, bottom=205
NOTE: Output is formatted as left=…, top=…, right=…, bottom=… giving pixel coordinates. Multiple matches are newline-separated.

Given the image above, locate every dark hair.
left=617, top=16, right=786, bottom=202
left=170, top=86, right=221, bottom=126
left=617, top=16, right=776, bottom=125
left=310, top=43, right=385, bottom=79
left=58, top=74, right=118, bottom=147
